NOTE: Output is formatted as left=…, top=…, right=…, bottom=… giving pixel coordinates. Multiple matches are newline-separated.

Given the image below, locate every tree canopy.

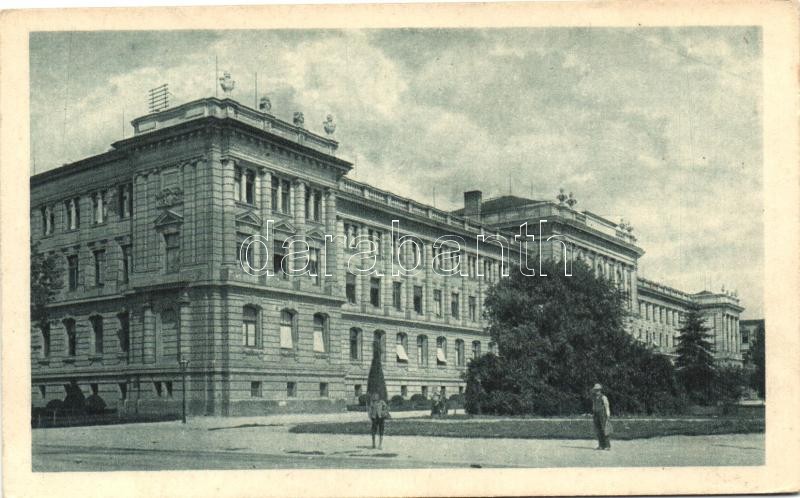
left=466, top=258, right=684, bottom=416
left=30, top=239, right=63, bottom=330
left=674, top=301, right=716, bottom=404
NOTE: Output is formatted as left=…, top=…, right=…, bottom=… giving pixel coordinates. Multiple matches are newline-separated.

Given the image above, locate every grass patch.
left=290, top=417, right=764, bottom=440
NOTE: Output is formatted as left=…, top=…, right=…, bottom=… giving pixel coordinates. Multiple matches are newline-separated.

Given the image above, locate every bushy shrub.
left=447, top=394, right=465, bottom=409
left=85, top=394, right=107, bottom=414
left=409, top=393, right=430, bottom=409
left=357, top=394, right=369, bottom=406
left=45, top=399, right=64, bottom=412
left=389, top=395, right=406, bottom=409
left=62, top=382, right=86, bottom=412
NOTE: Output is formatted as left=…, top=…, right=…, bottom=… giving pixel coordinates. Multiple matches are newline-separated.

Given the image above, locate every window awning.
left=396, top=344, right=409, bottom=361
left=436, top=348, right=447, bottom=363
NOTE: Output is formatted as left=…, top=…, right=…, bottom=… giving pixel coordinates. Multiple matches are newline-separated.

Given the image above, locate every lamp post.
left=179, top=358, right=190, bottom=424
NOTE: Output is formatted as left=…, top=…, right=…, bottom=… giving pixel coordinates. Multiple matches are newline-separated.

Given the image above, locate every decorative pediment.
left=273, top=220, right=297, bottom=234
left=153, top=209, right=184, bottom=227
left=235, top=210, right=263, bottom=228
left=306, top=229, right=325, bottom=241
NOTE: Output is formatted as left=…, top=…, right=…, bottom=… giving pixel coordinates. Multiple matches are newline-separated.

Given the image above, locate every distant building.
left=29, top=95, right=744, bottom=416
left=739, top=319, right=765, bottom=357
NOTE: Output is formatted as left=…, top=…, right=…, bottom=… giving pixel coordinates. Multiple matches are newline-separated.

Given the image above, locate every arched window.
left=396, top=332, right=409, bottom=363
left=472, top=340, right=481, bottom=360
left=373, top=330, right=386, bottom=362
left=279, top=309, right=297, bottom=349
left=313, top=313, right=329, bottom=353
left=436, top=337, right=447, bottom=365
left=40, top=324, right=51, bottom=358
left=416, top=335, right=428, bottom=366
left=243, top=306, right=259, bottom=348
left=488, top=341, right=497, bottom=355
left=64, top=319, right=77, bottom=357
left=455, top=339, right=465, bottom=367
left=349, top=328, right=362, bottom=361
left=117, top=312, right=130, bottom=353
left=90, top=315, right=104, bottom=355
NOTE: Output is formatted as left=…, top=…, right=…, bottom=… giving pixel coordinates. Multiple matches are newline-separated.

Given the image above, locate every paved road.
left=32, top=411, right=764, bottom=471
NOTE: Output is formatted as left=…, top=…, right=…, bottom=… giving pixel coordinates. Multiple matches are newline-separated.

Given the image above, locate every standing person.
left=591, top=383, right=612, bottom=450
left=368, top=392, right=390, bottom=449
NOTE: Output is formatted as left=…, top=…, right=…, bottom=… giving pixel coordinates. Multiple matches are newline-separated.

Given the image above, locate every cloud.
left=29, top=28, right=764, bottom=318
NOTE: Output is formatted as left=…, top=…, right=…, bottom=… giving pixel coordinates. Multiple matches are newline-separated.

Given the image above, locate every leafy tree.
left=744, top=323, right=765, bottom=399
left=30, top=239, right=63, bottom=330
left=674, top=302, right=716, bottom=404
left=366, top=339, right=388, bottom=401
left=465, top=258, right=683, bottom=416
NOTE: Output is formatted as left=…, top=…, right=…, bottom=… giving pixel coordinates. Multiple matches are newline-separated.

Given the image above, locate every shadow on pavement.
left=207, top=423, right=284, bottom=431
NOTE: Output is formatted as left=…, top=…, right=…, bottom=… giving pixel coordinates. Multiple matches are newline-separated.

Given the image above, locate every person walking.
left=591, top=383, right=612, bottom=450
left=368, top=392, right=390, bottom=449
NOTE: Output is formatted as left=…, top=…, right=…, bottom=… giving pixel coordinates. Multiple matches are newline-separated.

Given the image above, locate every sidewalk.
left=32, top=411, right=764, bottom=469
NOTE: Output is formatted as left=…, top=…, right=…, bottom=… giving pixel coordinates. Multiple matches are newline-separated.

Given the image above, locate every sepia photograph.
left=2, top=2, right=799, bottom=497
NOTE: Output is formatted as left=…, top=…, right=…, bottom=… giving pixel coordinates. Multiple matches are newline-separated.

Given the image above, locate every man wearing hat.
left=591, top=383, right=612, bottom=450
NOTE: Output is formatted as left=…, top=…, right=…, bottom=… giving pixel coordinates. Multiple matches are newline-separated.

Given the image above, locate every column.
left=178, top=293, right=191, bottom=361
left=424, top=243, right=433, bottom=320
left=221, top=158, right=237, bottom=265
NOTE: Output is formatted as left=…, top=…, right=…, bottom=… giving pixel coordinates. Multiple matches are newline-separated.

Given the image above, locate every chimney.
left=464, top=190, right=482, bottom=221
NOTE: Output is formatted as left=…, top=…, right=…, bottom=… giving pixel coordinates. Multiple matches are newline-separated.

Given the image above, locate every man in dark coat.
left=591, top=383, right=612, bottom=450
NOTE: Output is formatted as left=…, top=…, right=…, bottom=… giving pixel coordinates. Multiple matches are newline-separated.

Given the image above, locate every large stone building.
left=30, top=95, right=744, bottom=416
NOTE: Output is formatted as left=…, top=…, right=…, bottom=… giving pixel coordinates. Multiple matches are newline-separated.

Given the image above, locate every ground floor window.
left=287, top=382, right=297, bottom=398
left=319, top=382, right=329, bottom=397
left=251, top=381, right=262, bottom=397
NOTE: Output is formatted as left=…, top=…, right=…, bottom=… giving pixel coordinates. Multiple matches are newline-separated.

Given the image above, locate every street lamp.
left=179, top=358, right=190, bottom=424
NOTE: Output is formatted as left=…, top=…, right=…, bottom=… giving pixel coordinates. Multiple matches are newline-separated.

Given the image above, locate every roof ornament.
left=219, top=71, right=235, bottom=95
left=565, top=192, right=577, bottom=209
left=556, top=188, right=568, bottom=205
left=258, top=96, right=272, bottom=113
left=293, top=112, right=305, bottom=128
left=323, top=114, right=336, bottom=135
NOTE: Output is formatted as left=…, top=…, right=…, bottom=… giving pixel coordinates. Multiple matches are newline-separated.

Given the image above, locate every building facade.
left=30, top=96, right=744, bottom=416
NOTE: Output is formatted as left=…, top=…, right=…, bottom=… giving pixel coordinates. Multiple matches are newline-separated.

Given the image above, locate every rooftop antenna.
left=148, top=84, right=170, bottom=113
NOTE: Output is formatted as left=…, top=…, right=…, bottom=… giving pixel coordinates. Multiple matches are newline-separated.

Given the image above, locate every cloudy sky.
left=30, top=28, right=763, bottom=317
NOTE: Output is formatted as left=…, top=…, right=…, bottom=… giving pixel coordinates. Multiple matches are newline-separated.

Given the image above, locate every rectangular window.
left=280, top=310, right=294, bottom=349
left=118, top=312, right=130, bottom=353
left=119, top=383, right=128, bottom=401
left=319, top=382, right=329, bottom=398
left=472, top=341, right=481, bottom=359
left=154, top=382, right=163, bottom=397
left=121, top=245, right=132, bottom=284
left=271, top=177, right=279, bottom=210
left=234, top=168, right=242, bottom=201
left=91, top=316, right=103, bottom=354
left=93, top=249, right=105, bottom=286
left=436, top=337, right=447, bottom=365
left=413, top=286, right=423, bottom=314
left=91, top=383, right=99, bottom=396
left=354, top=384, right=362, bottom=399
left=286, top=382, right=297, bottom=398
left=433, top=290, right=442, bottom=317
left=245, top=171, right=255, bottom=204
left=40, top=325, right=51, bottom=358
left=417, top=336, right=428, bottom=366
left=400, top=385, right=408, bottom=398
left=370, top=278, right=381, bottom=307
left=119, top=183, right=132, bottom=219
left=396, top=334, right=409, bottom=362
left=67, top=255, right=78, bottom=291
left=350, top=328, right=362, bottom=361
left=281, top=179, right=291, bottom=213
left=251, top=381, right=262, bottom=398
left=451, top=292, right=460, bottom=318
left=469, top=296, right=477, bottom=321
left=309, top=248, right=320, bottom=285
left=273, top=239, right=287, bottom=278
left=313, top=314, right=327, bottom=353
left=392, top=282, right=402, bottom=310
left=346, top=273, right=357, bottom=304
left=421, top=386, right=428, bottom=398
left=243, top=307, right=258, bottom=347
left=165, top=381, right=173, bottom=397
left=65, top=320, right=77, bottom=356
left=456, top=340, right=465, bottom=367
left=164, top=233, right=181, bottom=273
left=92, top=192, right=107, bottom=224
